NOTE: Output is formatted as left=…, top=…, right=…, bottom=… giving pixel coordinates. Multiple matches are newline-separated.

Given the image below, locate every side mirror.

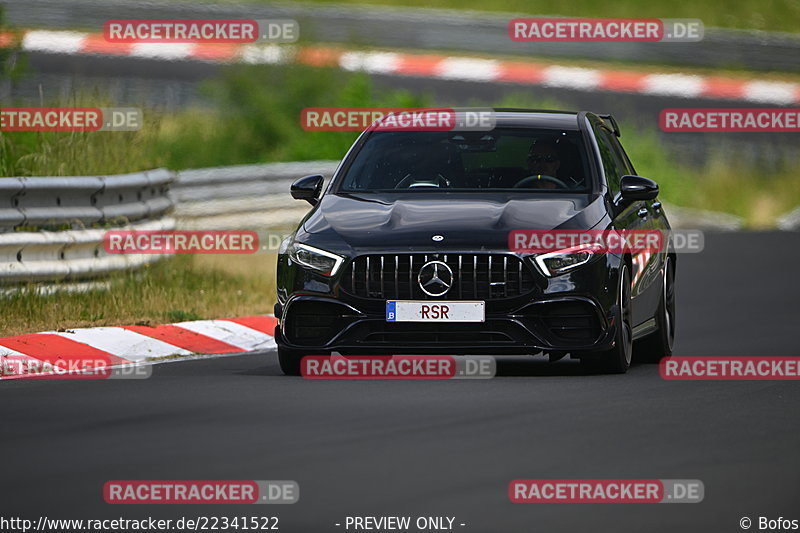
left=291, top=174, right=324, bottom=206
left=620, top=175, right=659, bottom=201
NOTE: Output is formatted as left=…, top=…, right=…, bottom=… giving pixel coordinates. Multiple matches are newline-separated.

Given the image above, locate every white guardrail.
left=1, top=159, right=797, bottom=288
left=0, top=161, right=337, bottom=287
left=172, top=160, right=338, bottom=230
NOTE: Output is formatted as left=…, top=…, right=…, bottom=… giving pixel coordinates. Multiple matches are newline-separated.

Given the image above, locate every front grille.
left=360, top=322, right=514, bottom=344
left=284, top=300, right=346, bottom=346
left=340, top=253, right=536, bottom=300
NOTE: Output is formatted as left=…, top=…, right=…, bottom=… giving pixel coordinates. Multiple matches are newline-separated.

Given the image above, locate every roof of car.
left=488, top=109, right=582, bottom=130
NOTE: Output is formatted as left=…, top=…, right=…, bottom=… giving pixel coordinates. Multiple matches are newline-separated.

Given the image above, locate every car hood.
left=299, top=193, right=608, bottom=251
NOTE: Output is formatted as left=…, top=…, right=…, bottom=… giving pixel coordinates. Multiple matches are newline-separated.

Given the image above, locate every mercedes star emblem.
left=418, top=260, right=453, bottom=297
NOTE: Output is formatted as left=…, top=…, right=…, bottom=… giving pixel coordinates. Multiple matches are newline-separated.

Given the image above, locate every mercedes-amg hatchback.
left=275, top=110, right=676, bottom=375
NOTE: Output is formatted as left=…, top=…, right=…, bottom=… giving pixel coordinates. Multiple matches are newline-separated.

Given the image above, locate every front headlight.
left=533, top=243, right=603, bottom=277
left=288, top=243, right=345, bottom=276
left=278, top=235, right=292, bottom=255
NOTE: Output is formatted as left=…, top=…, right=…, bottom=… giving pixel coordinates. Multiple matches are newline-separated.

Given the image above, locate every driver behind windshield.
left=525, top=137, right=561, bottom=189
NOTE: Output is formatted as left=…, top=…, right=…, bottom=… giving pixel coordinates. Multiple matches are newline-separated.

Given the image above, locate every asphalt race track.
left=3, top=231, right=799, bottom=532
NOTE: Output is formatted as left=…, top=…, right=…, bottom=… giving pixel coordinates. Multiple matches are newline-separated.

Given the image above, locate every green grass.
left=1, top=65, right=425, bottom=175
left=0, top=255, right=276, bottom=337
left=3, top=62, right=799, bottom=224
left=614, top=130, right=800, bottom=227
left=3, top=64, right=798, bottom=224
left=171, top=0, right=800, bottom=34
left=0, top=119, right=165, bottom=177
left=154, top=65, right=426, bottom=168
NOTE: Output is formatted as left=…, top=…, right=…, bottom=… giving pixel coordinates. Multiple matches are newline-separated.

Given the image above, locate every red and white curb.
left=3, top=29, right=799, bottom=105
left=0, top=315, right=277, bottom=379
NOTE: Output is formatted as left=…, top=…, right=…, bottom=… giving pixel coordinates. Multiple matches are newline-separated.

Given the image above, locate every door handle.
left=637, top=207, right=648, bottom=218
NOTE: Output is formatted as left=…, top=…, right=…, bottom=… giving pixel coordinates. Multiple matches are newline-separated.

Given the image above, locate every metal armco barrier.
left=777, top=206, right=800, bottom=231
left=0, top=169, right=173, bottom=231
left=172, top=160, right=338, bottom=230
left=0, top=169, right=175, bottom=286
left=0, top=161, right=338, bottom=286
left=0, top=217, right=175, bottom=284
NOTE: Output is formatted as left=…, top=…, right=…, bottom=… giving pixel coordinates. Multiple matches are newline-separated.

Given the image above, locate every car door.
left=592, top=121, right=656, bottom=327
left=606, top=127, right=665, bottom=325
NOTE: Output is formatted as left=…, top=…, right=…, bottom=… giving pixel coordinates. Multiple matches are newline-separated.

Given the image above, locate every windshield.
left=337, top=128, right=592, bottom=193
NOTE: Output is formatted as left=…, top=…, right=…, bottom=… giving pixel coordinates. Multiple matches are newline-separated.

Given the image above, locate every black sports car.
left=275, top=110, right=676, bottom=375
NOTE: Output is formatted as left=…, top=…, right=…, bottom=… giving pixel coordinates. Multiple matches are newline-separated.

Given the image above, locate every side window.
left=593, top=125, right=622, bottom=195
left=607, top=134, right=636, bottom=176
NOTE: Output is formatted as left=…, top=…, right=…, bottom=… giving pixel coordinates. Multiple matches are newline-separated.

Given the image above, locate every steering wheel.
left=513, top=174, right=569, bottom=189
left=395, top=173, right=450, bottom=189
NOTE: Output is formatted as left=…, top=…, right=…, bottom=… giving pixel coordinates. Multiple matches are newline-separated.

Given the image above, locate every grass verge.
left=617, top=131, right=800, bottom=228
left=0, top=255, right=277, bottom=337
left=166, top=0, right=800, bottom=34
left=4, top=63, right=797, bottom=226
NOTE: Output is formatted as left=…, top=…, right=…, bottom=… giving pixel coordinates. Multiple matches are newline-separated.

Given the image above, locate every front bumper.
left=276, top=295, right=619, bottom=355
left=276, top=251, right=622, bottom=356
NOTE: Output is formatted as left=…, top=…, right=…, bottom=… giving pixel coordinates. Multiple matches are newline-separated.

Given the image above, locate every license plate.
left=386, top=300, right=485, bottom=322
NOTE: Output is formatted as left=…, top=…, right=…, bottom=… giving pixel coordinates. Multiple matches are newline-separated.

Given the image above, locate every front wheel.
left=582, top=264, right=633, bottom=374
left=634, top=256, right=675, bottom=363
left=277, top=346, right=305, bottom=376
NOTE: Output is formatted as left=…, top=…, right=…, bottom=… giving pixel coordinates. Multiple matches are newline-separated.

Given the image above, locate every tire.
left=277, top=345, right=305, bottom=376
left=582, top=264, right=633, bottom=374
left=634, top=256, right=675, bottom=363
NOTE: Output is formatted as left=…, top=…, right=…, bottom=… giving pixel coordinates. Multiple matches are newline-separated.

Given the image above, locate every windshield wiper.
left=335, top=191, right=391, bottom=204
